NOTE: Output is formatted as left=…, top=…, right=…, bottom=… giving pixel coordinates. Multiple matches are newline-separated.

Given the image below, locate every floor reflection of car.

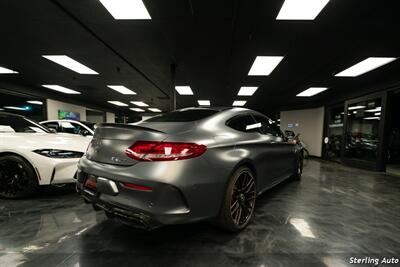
left=40, top=120, right=95, bottom=137
left=77, top=107, right=303, bottom=232
left=0, top=112, right=91, bottom=198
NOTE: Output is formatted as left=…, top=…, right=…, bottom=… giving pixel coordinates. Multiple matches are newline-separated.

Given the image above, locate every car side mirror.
left=49, top=128, right=57, bottom=133
left=80, top=129, right=89, bottom=136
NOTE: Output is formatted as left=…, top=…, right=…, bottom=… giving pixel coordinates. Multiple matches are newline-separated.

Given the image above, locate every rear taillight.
left=125, top=141, right=207, bottom=161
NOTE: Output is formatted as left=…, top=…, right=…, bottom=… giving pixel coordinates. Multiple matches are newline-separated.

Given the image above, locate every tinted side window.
left=226, top=115, right=258, bottom=132
left=253, top=115, right=283, bottom=137
left=61, top=121, right=81, bottom=134
left=43, top=122, right=60, bottom=131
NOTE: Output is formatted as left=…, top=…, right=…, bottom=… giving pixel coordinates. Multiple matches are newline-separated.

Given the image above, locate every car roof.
left=0, top=111, right=24, bottom=118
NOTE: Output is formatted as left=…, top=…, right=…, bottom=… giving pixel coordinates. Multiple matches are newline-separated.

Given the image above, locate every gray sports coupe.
left=76, top=107, right=303, bottom=231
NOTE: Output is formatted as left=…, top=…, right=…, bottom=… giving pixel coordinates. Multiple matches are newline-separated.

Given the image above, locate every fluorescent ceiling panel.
left=42, top=55, right=98, bottom=74
left=276, top=0, right=330, bottom=20
left=98, top=0, right=151, bottom=20
left=0, top=66, right=18, bottom=74
left=27, top=101, right=43, bottom=105
left=296, top=87, right=328, bottom=97
left=148, top=108, right=161, bottom=112
left=107, top=85, right=136, bottom=95
left=198, top=100, right=210, bottom=106
left=364, top=117, right=380, bottom=120
left=238, top=87, right=258, bottom=96
left=131, top=101, right=149, bottom=107
left=248, top=56, right=284, bottom=76
left=107, top=101, right=128, bottom=106
left=365, top=107, right=381, bottom=112
left=374, top=112, right=381, bottom=116
left=232, top=100, right=247, bottom=106
left=348, top=105, right=366, bottom=110
left=175, top=86, right=193, bottom=95
left=42, top=85, right=81, bottom=94
left=335, top=57, right=397, bottom=77
left=3, top=106, right=26, bottom=111
left=130, top=108, right=145, bottom=112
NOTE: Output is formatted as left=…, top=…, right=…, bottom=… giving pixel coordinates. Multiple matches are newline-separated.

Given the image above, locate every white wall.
left=106, top=112, right=115, bottom=123
left=280, top=107, right=325, bottom=157
left=46, top=99, right=87, bottom=121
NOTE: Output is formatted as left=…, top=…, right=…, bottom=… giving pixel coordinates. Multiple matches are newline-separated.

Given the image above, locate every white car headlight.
left=33, top=149, right=84, bottom=158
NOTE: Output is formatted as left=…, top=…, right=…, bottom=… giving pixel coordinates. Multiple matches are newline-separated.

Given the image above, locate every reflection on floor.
left=386, top=164, right=400, bottom=177
left=1, top=159, right=400, bottom=267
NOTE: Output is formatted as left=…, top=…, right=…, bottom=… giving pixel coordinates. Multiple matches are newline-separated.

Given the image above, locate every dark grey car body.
left=76, top=107, right=301, bottom=229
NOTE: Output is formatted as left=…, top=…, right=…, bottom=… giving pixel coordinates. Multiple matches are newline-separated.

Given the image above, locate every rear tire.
left=0, top=155, right=39, bottom=199
left=215, top=166, right=256, bottom=232
left=292, top=156, right=303, bottom=181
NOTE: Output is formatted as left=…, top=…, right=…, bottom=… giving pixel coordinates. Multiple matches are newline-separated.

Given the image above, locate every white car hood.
left=0, top=133, right=91, bottom=152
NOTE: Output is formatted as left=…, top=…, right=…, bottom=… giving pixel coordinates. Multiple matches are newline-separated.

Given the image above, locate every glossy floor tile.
left=1, top=159, right=400, bottom=267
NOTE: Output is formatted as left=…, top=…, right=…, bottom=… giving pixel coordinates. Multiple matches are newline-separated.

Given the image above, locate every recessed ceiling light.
left=27, top=101, right=43, bottom=105
left=42, top=85, right=81, bottom=94
left=198, top=100, right=210, bottom=106
left=374, top=112, right=381, bottom=116
left=335, top=57, right=397, bottom=77
left=98, top=0, right=151, bottom=20
left=348, top=105, right=366, bottom=110
left=42, top=55, right=98, bottom=74
left=175, top=86, right=193, bottom=95
left=276, top=0, right=330, bottom=20
left=148, top=108, right=162, bottom=112
left=131, top=101, right=149, bottom=107
left=296, top=87, right=328, bottom=97
left=232, top=100, right=247, bottom=106
left=248, top=56, right=284, bottom=76
left=238, top=87, right=258, bottom=96
left=363, top=117, right=380, bottom=120
left=130, top=108, right=145, bottom=112
left=107, top=101, right=128, bottom=106
left=0, top=66, right=18, bottom=74
left=107, top=85, right=136, bottom=95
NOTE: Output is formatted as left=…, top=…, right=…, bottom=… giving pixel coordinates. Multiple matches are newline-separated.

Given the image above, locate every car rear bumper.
left=76, top=156, right=228, bottom=228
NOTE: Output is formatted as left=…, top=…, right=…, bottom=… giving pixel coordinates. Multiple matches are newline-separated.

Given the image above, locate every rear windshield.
left=146, top=109, right=219, bottom=122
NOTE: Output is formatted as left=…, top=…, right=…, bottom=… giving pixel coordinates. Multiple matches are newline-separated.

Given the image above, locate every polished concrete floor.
left=1, top=159, right=400, bottom=267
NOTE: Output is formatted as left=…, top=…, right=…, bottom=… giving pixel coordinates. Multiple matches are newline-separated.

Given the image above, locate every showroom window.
left=344, top=98, right=381, bottom=162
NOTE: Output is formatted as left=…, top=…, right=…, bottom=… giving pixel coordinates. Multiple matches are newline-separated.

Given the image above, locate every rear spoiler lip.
left=97, top=123, right=165, bottom=134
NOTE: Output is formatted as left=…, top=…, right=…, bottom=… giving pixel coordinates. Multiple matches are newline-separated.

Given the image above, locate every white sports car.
left=0, top=112, right=91, bottom=198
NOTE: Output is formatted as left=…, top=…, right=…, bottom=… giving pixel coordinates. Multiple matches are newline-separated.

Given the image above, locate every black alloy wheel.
left=0, top=155, right=38, bottom=199
left=217, top=166, right=256, bottom=232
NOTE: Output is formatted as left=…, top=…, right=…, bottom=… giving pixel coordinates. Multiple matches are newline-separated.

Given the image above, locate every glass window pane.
left=344, top=98, right=381, bottom=162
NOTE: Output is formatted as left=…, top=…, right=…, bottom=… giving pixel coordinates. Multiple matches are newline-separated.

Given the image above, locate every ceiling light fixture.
left=3, top=106, right=26, bottom=111
left=107, top=101, right=128, bottom=106
left=335, top=57, right=397, bottom=77
left=238, top=87, right=258, bottom=96
left=42, top=85, right=81, bottom=94
left=27, top=101, right=43, bottom=105
left=131, top=101, right=149, bottom=107
left=348, top=105, right=366, bottom=110
left=198, top=100, right=210, bottom=106
left=276, top=0, right=330, bottom=20
left=0, top=66, right=18, bottom=74
left=374, top=112, right=381, bottom=116
left=232, top=100, right=247, bottom=106
left=42, top=55, right=98, bottom=74
left=107, top=85, right=136, bottom=95
left=296, top=87, right=328, bottom=97
left=248, top=56, right=284, bottom=76
left=365, top=107, right=381, bottom=112
left=175, top=86, right=194, bottom=95
left=364, top=117, right=380, bottom=120
left=130, top=108, right=145, bottom=112
left=98, top=0, right=151, bottom=20
left=148, top=108, right=161, bottom=112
